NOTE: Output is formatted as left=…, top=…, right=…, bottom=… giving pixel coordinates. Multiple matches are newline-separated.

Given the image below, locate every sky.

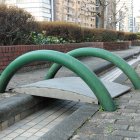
left=133, top=0, right=140, bottom=17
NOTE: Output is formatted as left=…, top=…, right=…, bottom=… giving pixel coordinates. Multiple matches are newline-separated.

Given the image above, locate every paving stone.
left=117, top=109, right=136, bottom=113
left=1, top=137, right=13, bottom=140
left=98, top=123, right=128, bottom=130
left=71, top=134, right=124, bottom=140
left=20, top=132, right=33, bottom=137
left=6, top=132, right=19, bottom=138
left=34, top=131, right=45, bottom=136
left=8, top=117, right=15, bottom=126
left=14, top=129, right=26, bottom=134
left=27, top=135, right=39, bottom=140
left=13, top=136, right=28, bottom=140
left=15, top=114, right=21, bottom=123
left=113, top=130, right=140, bottom=138
left=1, top=121, right=8, bottom=130
left=124, top=137, right=140, bottom=140
left=128, top=126, right=140, bottom=131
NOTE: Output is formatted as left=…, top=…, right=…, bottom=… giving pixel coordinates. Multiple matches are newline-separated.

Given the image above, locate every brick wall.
left=131, top=41, right=140, bottom=46
left=0, top=42, right=130, bottom=72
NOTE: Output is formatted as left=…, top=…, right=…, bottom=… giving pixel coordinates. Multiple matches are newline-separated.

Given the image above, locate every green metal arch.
left=0, top=50, right=116, bottom=111
left=46, top=48, right=140, bottom=89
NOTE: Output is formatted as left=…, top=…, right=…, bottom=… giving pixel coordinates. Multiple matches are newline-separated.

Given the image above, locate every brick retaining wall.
left=131, top=41, right=140, bottom=46
left=0, top=42, right=130, bottom=72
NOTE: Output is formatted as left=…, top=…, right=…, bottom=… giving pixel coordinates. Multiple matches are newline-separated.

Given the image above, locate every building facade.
left=1, top=0, right=54, bottom=21
left=54, top=0, right=96, bottom=28
left=1, top=0, right=96, bottom=28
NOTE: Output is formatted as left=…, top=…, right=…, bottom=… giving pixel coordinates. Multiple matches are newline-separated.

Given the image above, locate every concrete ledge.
left=0, top=94, right=55, bottom=130
left=39, top=104, right=99, bottom=140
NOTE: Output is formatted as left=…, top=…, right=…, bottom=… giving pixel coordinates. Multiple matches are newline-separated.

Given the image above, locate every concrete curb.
left=39, top=104, right=99, bottom=140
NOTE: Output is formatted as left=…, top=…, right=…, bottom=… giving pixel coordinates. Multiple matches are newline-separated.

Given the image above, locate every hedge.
left=39, top=21, right=137, bottom=43
left=0, top=4, right=138, bottom=46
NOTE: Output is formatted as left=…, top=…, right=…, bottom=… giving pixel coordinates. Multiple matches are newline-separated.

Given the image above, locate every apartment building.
left=1, top=0, right=96, bottom=28
left=54, top=0, right=96, bottom=28
left=116, top=0, right=133, bottom=32
left=1, top=0, right=54, bottom=21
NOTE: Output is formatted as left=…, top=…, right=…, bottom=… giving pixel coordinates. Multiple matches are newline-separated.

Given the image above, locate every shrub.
left=39, top=21, right=83, bottom=43
left=93, top=29, right=118, bottom=42
left=116, top=31, right=125, bottom=41
left=31, top=32, right=48, bottom=45
left=124, top=32, right=137, bottom=41
left=81, top=28, right=94, bottom=42
left=0, top=4, right=39, bottom=45
left=31, top=32, right=67, bottom=45
left=31, top=21, right=139, bottom=44
left=136, top=33, right=140, bottom=40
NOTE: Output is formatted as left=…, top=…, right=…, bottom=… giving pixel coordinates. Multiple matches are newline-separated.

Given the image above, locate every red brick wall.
left=131, top=41, right=140, bottom=46
left=0, top=42, right=129, bottom=72
left=103, top=41, right=131, bottom=50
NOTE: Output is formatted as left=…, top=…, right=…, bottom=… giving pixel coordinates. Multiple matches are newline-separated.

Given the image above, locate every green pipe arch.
left=46, top=48, right=140, bottom=89
left=0, top=50, right=116, bottom=111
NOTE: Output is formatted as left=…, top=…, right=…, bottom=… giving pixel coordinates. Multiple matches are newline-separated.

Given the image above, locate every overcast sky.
left=133, top=0, right=140, bottom=17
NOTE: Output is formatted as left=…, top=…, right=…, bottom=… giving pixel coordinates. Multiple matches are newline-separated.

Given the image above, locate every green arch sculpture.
left=46, top=48, right=140, bottom=89
left=0, top=50, right=116, bottom=111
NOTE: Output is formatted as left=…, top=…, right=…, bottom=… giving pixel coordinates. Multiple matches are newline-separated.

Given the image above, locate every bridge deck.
left=13, top=77, right=131, bottom=104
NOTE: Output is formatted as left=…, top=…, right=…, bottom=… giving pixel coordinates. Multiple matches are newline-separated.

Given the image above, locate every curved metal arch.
left=46, top=48, right=140, bottom=89
left=0, top=50, right=116, bottom=111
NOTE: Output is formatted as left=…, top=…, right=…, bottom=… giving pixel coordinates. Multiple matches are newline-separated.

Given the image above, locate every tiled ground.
left=0, top=100, right=82, bottom=140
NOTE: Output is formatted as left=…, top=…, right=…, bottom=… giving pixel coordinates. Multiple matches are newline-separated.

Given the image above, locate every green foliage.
left=124, top=32, right=137, bottom=41
left=136, top=33, right=140, bottom=40
left=39, top=21, right=82, bottom=43
left=117, top=31, right=125, bottom=41
left=93, top=29, right=118, bottom=42
left=31, top=32, right=48, bottom=45
left=0, top=4, right=39, bottom=45
left=31, top=31, right=68, bottom=45
left=99, top=105, right=104, bottom=112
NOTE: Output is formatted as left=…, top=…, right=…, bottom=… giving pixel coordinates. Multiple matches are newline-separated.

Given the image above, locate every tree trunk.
left=98, top=6, right=105, bottom=28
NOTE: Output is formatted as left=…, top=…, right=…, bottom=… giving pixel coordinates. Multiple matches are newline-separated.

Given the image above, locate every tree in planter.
left=0, top=4, right=39, bottom=45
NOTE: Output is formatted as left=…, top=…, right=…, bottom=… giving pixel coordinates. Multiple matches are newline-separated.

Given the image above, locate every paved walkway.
left=70, top=67, right=140, bottom=140
left=40, top=63, right=140, bottom=140
left=0, top=47, right=140, bottom=140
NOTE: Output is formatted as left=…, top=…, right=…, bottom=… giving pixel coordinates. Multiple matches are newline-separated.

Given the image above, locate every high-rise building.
left=1, top=0, right=96, bottom=28
left=1, top=0, right=54, bottom=21
left=54, top=0, right=96, bottom=28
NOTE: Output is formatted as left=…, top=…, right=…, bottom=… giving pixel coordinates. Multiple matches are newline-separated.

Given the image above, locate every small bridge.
left=0, top=48, right=140, bottom=112
left=13, top=77, right=131, bottom=104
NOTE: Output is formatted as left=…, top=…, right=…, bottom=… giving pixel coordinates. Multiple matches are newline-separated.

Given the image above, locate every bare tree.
left=79, top=0, right=109, bottom=28
left=105, top=0, right=128, bottom=30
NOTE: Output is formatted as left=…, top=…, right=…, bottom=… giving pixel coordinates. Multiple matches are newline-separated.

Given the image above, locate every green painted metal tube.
left=0, top=50, right=116, bottom=111
left=46, top=48, right=140, bottom=89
